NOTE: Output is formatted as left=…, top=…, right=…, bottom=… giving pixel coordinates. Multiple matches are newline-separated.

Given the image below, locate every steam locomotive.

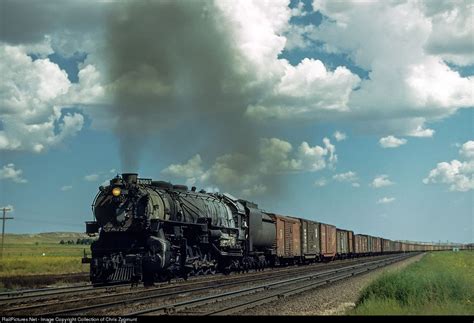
left=83, top=173, right=275, bottom=285
left=83, top=173, right=458, bottom=286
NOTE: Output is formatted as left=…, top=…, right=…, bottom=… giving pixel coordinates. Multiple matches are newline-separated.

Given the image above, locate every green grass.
left=351, top=251, right=474, bottom=315
left=0, top=232, right=92, bottom=277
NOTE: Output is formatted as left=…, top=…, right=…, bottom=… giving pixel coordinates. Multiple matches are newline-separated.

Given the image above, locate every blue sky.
left=0, top=0, right=472, bottom=243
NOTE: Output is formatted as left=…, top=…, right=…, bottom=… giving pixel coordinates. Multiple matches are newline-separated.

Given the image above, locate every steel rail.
left=42, top=255, right=406, bottom=316
left=203, top=255, right=411, bottom=315
left=0, top=281, right=130, bottom=304
left=5, top=254, right=393, bottom=314
left=126, top=253, right=414, bottom=316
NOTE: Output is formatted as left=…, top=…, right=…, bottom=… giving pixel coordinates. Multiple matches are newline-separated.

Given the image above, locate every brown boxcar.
left=336, top=228, right=354, bottom=257
left=374, top=237, right=382, bottom=253
left=320, top=222, right=337, bottom=259
left=394, top=241, right=401, bottom=252
left=382, top=238, right=392, bottom=253
left=268, top=214, right=301, bottom=258
left=354, top=234, right=368, bottom=255
left=367, top=235, right=382, bottom=254
left=299, top=219, right=321, bottom=260
left=367, top=235, right=374, bottom=253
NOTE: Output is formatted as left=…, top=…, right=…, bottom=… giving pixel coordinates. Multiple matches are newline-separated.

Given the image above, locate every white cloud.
left=377, top=197, right=396, bottom=204
left=314, top=178, right=327, bottom=187
left=333, top=171, right=358, bottom=183
left=246, top=58, right=361, bottom=120
left=422, top=1, right=474, bottom=66
left=60, top=185, right=72, bottom=191
left=0, top=205, right=14, bottom=212
left=84, top=174, right=99, bottom=182
left=162, top=154, right=204, bottom=179
left=0, top=41, right=106, bottom=153
left=162, top=137, right=337, bottom=196
left=241, top=184, right=267, bottom=197
left=352, top=182, right=360, bottom=188
left=408, top=126, right=435, bottom=138
left=333, top=131, right=347, bottom=142
left=1, top=0, right=473, bottom=151
left=291, top=1, right=308, bottom=18
left=272, top=0, right=474, bottom=136
left=371, top=175, right=395, bottom=188
left=0, top=163, right=27, bottom=183
left=0, top=45, right=82, bottom=153
left=459, top=141, right=474, bottom=159
left=423, top=140, right=474, bottom=192
left=379, top=136, right=407, bottom=148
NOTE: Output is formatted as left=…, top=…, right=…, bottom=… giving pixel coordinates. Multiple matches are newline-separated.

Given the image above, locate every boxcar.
left=336, top=228, right=354, bottom=258
left=354, top=234, right=368, bottom=256
left=374, top=237, right=382, bottom=254
left=267, top=214, right=301, bottom=263
left=320, top=222, right=337, bottom=260
left=299, top=218, right=321, bottom=262
left=382, top=238, right=392, bottom=253
left=366, top=235, right=382, bottom=255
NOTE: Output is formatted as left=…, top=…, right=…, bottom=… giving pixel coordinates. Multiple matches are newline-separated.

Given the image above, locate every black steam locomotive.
left=83, top=173, right=275, bottom=285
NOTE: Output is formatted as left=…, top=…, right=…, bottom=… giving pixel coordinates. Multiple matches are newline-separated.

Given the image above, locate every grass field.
left=0, top=232, right=92, bottom=278
left=351, top=251, right=474, bottom=315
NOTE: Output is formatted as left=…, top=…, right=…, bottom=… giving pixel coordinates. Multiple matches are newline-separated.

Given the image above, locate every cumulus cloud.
left=422, top=1, right=474, bottom=66
left=2, top=0, right=473, bottom=176
left=162, top=137, right=337, bottom=196
left=333, top=171, right=358, bottom=183
left=377, top=197, right=396, bottom=204
left=276, top=0, right=474, bottom=136
left=162, top=155, right=204, bottom=179
left=84, top=174, right=99, bottom=182
left=459, top=140, right=474, bottom=159
left=60, top=185, right=72, bottom=191
left=246, top=58, right=361, bottom=120
left=0, top=43, right=103, bottom=153
left=379, top=136, right=407, bottom=148
left=423, top=140, right=474, bottom=192
left=0, top=163, right=27, bottom=183
left=333, top=131, right=347, bottom=142
left=314, top=178, right=327, bottom=187
left=408, top=126, right=435, bottom=138
left=241, top=185, right=267, bottom=197
left=371, top=175, right=395, bottom=188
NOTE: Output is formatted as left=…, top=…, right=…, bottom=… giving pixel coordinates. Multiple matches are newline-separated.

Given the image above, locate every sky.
left=0, top=0, right=472, bottom=243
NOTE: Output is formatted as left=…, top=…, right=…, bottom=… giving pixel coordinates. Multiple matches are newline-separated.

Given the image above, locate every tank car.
left=83, top=173, right=275, bottom=285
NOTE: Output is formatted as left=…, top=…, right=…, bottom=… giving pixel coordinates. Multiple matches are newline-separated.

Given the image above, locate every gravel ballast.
left=238, top=253, right=425, bottom=315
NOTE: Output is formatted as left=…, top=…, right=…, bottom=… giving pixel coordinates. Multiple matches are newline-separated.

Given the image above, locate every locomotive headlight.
left=112, top=187, right=121, bottom=197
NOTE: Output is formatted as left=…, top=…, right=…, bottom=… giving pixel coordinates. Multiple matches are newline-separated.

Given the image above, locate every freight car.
left=336, top=228, right=354, bottom=259
left=83, top=173, right=464, bottom=286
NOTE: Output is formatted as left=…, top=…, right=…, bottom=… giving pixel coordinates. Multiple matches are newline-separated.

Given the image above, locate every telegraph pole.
left=1, top=207, right=13, bottom=259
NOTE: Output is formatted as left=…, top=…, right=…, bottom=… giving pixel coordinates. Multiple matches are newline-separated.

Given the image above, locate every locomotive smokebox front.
left=122, top=173, right=138, bottom=185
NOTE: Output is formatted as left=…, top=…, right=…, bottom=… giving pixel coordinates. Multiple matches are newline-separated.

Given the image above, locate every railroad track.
left=129, top=253, right=416, bottom=316
left=0, top=280, right=129, bottom=303
left=1, top=253, right=415, bottom=316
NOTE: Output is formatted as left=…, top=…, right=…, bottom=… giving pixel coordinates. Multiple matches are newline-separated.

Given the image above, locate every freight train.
left=82, top=173, right=463, bottom=286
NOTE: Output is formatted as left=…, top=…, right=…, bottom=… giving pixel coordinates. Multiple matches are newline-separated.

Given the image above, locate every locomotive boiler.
left=83, top=173, right=275, bottom=285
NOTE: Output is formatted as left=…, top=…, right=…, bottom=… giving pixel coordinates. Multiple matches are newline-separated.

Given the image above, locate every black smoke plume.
left=105, top=0, right=261, bottom=171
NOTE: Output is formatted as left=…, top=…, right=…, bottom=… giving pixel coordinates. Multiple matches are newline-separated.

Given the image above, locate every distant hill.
left=4, top=232, right=91, bottom=244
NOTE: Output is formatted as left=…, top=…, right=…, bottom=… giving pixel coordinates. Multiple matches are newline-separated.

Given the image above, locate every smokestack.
left=122, top=173, right=138, bottom=185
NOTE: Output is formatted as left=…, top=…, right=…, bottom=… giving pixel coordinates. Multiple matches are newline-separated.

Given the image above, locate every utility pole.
left=1, top=207, right=13, bottom=259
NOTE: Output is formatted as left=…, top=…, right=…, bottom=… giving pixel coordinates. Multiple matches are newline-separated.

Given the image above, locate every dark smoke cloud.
left=0, top=0, right=107, bottom=46
left=105, top=0, right=263, bottom=172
